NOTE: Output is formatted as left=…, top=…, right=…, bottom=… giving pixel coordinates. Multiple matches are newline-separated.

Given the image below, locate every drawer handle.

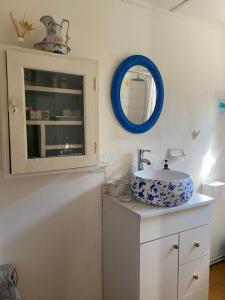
left=193, top=274, right=199, bottom=280
left=194, top=242, right=200, bottom=248
left=173, top=244, right=179, bottom=250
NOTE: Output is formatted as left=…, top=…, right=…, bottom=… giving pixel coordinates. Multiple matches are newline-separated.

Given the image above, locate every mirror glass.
left=120, top=66, right=156, bottom=125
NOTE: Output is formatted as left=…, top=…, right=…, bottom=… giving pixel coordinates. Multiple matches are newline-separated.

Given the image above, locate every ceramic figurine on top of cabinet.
left=9, top=12, right=34, bottom=43
left=34, top=15, right=71, bottom=54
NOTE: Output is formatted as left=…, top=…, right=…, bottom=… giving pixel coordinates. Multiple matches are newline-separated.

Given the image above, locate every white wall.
left=0, top=1, right=225, bottom=299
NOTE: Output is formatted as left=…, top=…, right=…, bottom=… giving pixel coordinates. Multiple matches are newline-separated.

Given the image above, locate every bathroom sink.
left=131, top=169, right=194, bottom=207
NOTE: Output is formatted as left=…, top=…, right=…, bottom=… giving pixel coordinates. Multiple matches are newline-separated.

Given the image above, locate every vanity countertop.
left=104, top=193, right=215, bottom=219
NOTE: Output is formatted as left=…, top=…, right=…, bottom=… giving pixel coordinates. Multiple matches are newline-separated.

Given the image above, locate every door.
left=7, top=49, right=98, bottom=174
left=140, top=234, right=178, bottom=300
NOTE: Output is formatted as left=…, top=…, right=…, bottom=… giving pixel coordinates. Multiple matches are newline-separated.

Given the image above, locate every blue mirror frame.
left=111, top=55, right=164, bottom=134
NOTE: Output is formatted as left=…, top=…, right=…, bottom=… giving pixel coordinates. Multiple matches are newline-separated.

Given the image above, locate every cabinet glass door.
left=25, top=69, right=85, bottom=159
left=7, top=49, right=98, bottom=174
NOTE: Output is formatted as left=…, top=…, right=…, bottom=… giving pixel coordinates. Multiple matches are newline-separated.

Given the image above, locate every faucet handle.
left=139, top=149, right=151, bottom=154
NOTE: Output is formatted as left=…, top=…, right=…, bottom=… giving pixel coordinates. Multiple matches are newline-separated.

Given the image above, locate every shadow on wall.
left=0, top=172, right=104, bottom=300
left=102, top=152, right=133, bottom=180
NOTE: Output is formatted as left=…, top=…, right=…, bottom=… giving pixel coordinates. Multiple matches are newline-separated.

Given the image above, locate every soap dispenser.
left=163, top=160, right=170, bottom=170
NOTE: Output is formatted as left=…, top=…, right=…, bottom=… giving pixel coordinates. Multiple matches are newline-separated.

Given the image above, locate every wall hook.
left=192, top=130, right=200, bottom=140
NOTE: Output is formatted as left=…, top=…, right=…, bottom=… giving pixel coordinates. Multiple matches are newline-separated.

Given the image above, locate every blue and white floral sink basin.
left=131, top=169, right=194, bottom=207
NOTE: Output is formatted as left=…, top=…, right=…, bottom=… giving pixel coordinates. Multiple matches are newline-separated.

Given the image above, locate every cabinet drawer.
left=178, top=255, right=209, bottom=299
left=179, top=225, right=210, bottom=265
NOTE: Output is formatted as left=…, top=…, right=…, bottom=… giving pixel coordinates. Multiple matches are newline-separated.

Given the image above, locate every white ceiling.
left=144, top=0, right=225, bottom=27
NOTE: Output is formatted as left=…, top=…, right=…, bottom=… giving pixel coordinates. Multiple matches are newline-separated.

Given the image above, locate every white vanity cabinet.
left=0, top=45, right=98, bottom=175
left=103, top=193, right=214, bottom=300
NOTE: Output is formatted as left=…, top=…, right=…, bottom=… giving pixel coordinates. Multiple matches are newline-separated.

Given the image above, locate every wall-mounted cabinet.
left=0, top=46, right=98, bottom=175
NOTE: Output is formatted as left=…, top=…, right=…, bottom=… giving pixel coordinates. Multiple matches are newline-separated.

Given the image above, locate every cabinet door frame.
left=0, top=45, right=98, bottom=175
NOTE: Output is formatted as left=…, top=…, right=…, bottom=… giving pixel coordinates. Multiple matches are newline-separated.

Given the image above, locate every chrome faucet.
left=138, top=149, right=151, bottom=170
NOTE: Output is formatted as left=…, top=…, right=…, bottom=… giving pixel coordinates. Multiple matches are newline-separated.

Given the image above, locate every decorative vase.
left=17, top=37, right=24, bottom=47
left=34, top=15, right=71, bottom=54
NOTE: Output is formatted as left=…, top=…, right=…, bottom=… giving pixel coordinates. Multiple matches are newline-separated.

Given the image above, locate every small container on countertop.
left=108, top=178, right=129, bottom=197
left=119, top=193, right=131, bottom=202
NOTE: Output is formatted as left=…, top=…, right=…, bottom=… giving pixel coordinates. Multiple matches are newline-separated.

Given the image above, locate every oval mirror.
left=111, top=55, right=164, bottom=133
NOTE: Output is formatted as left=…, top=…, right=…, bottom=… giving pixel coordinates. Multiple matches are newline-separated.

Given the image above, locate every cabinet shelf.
left=45, top=144, right=83, bottom=150
left=26, top=120, right=83, bottom=126
left=25, top=85, right=82, bottom=95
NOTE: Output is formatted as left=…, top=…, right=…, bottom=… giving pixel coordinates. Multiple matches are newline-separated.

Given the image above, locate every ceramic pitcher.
left=40, top=15, right=70, bottom=45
